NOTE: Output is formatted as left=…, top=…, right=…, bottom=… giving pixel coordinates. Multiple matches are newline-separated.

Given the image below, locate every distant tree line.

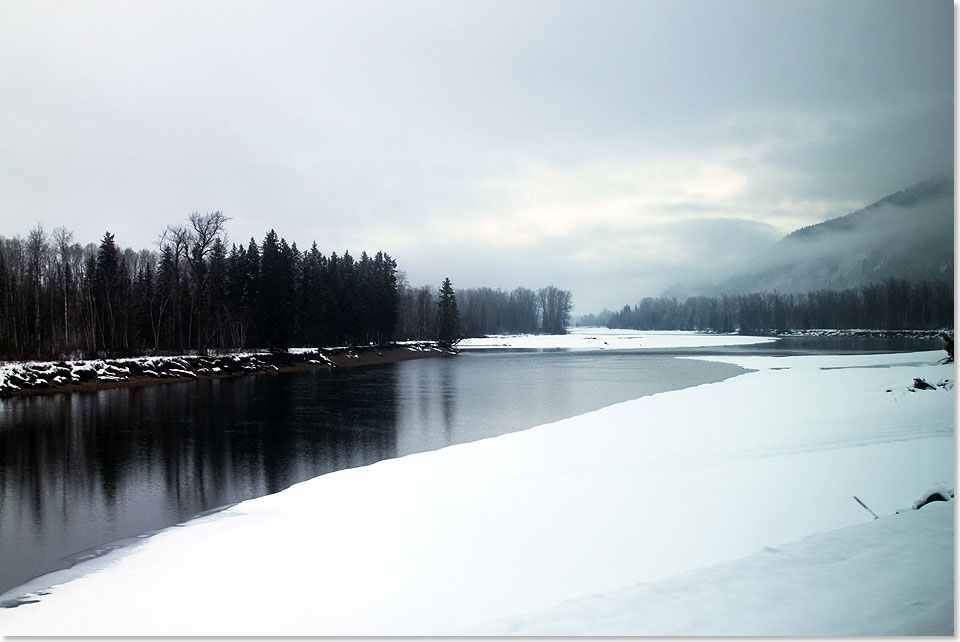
left=606, top=279, right=953, bottom=333
left=575, top=309, right=615, bottom=328
left=396, top=283, right=573, bottom=340
left=0, top=215, right=575, bottom=360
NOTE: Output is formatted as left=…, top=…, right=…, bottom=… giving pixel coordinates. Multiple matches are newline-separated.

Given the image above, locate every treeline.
left=0, top=213, right=401, bottom=359
left=395, top=284, right=573, bottom=339
left=0, top=214, right=575, bottom=360
left=607, top=279, right=953, bottom=332
left=575, top=309, right=615, bottom=327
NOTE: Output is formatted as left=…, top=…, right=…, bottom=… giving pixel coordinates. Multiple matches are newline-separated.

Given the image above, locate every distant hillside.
left=675, top=176, right=954, bottom=296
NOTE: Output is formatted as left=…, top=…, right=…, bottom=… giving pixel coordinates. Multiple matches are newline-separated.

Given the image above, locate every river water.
left=0, top=335, right=942, bottom=593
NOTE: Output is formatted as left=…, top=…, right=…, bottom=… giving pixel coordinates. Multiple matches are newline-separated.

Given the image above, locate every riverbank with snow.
left=0, top=343, right=445, bottom=398
left=0, top=329, right=773, bottom=398
left=0, top=347, right=952, bottom=635
left=459, top=327, right=777, bottom=350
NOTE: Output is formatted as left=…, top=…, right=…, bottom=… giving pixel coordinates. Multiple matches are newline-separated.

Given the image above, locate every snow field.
left=468, top=500, right=953, bottom=636
left=0, top=349, right=952, bottom=635
left=458, top=327, right=777, bottom=350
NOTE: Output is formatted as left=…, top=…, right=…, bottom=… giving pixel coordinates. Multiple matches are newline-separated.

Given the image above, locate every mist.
left=667, top=176, right=955, bottom=299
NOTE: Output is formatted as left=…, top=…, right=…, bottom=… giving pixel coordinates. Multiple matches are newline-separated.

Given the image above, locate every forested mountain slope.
left=680, top=176, right=954, bottom=296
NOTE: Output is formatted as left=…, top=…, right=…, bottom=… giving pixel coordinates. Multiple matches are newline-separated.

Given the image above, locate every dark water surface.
left=677, top=334, right=944, bottom=356
left=1, top=349, right=749, bottom=593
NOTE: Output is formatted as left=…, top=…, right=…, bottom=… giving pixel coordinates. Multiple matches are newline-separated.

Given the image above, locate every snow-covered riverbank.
left=458, top=327, right=777, bottom=350
left=0, top=347, right=952, bottom=635
left=0, top=343, right=445, bottom=397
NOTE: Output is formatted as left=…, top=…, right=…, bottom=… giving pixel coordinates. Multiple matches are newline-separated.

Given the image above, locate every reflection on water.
left=2, top=348, right=760, bottom=592
left=674, top=334, right=944, bottom=357
left=0, top=368, right=402, bottom=593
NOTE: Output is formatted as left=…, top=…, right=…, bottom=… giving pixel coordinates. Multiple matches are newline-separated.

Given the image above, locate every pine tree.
left=93, top=232, right=123, bottom=354
left=258, top=230, right=291, bottom=352
left=155, top=246, right=177, bottom=349
left=207, top=238, right=227, bottom=348
left=373, top=251, right=398, bottom=344
left=436, top=277, right=460, bottom=349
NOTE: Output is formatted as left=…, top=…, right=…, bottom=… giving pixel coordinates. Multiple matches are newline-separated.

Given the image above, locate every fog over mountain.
left=666, top=175, right=954, bottom=298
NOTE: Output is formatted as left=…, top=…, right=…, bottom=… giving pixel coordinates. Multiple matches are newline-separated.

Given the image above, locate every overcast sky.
left=0, top=0, right=953, bottom=312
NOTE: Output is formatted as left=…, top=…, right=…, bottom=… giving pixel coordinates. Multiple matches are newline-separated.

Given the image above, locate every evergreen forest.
left=605, top=280, right=954, bottom=333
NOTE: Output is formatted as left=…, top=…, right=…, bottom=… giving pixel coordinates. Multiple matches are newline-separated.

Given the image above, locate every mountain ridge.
left=670, top=175, right=954, bottom=297
left=786, top=175, right=952, bottom=242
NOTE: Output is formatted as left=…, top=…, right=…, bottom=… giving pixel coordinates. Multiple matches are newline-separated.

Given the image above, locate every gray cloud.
left=0, top=0, right=952, bottom=312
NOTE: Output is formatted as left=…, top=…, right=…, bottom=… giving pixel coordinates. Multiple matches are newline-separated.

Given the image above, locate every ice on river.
left=0, top=349, right=952, bottom=635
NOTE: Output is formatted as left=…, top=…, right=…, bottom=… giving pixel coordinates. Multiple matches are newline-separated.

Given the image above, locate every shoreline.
left=0, top=344, right=448, bottom=400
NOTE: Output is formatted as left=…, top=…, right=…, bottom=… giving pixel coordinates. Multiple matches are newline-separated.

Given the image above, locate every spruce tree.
left=258, top=230, right=293, bottom=352
left=93, top=232, right=123, bottom=353
left=436, top=277, right=460, bottom=349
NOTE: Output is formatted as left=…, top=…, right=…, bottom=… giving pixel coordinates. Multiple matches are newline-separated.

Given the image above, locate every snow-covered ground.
left=458, top=326, right=777, bottom=350
left=468, top=500, right=954, bottom=636
left=0, top=349, right=952, bottom=635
